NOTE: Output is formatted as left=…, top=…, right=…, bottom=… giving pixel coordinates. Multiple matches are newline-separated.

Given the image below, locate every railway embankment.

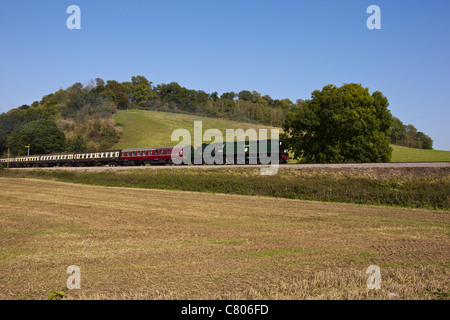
left=1, top=165, right=449, bottom=210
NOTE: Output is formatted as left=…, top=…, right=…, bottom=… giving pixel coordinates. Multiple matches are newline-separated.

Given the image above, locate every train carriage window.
left=159, top=150, right=163, bottom=155
left=132, top=152, right=136, bottom=156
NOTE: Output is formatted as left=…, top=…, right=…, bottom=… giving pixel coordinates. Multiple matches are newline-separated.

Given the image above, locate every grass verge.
left=1, top=166, right=448, bottom=210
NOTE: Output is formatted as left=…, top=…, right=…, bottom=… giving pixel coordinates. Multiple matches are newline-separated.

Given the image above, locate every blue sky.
left=0, top=0, right=449, bottom=150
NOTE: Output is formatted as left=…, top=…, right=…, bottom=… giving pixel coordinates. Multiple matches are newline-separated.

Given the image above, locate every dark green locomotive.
left=192, top=139, right=290, bottom=165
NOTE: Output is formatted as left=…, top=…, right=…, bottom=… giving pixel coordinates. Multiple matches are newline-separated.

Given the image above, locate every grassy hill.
left=113, top=110, right=450, bottom=162
left=113, top=109, right=279, bottom=149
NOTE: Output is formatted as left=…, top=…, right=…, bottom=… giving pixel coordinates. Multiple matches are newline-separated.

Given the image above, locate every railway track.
left=8, top=162, right=450, bottom=171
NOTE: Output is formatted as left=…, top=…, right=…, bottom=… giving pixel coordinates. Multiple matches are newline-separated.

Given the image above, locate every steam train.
left=0, top=140, right=290, bottom=168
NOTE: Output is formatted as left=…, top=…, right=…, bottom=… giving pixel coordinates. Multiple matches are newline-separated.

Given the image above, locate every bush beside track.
left=1, top=166, right=449, bottom=210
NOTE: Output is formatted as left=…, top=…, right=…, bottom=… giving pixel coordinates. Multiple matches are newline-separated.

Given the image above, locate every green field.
left=391, top=145, right=450, bottom=162
left=113, top=110, right=450, bottom=162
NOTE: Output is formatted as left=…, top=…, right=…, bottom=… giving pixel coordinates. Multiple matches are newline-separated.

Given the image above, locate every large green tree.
left=283, top=83, right=393, bottom=163
left=6, top=120, right=66, bottom=155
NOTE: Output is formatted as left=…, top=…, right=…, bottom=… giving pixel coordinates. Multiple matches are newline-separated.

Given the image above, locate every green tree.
left=283, top=83, right=393, bottom=163
left=6, top=120, right=66, bottom=155
left=210, top=92, right=219, bottom=101
left=0, top=128, right=7, bottom=155
left=220, top=92, right=236, bottom=100
left=128, top=76, right=157, bottom=108
left=238, top=90, right=253, bottom=101
left=66, top=134, right=88, bottom=152
left=416, top=131, right=433, bottom=149
left=390, top=117, right=407, bottom=145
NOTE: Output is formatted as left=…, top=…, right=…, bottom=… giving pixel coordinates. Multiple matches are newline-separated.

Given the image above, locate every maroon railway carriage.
left=120, top=145, right=192, bottom=166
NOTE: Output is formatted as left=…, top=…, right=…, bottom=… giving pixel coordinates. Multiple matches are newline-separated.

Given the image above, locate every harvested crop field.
left=0, top=178, right=448, bottom=300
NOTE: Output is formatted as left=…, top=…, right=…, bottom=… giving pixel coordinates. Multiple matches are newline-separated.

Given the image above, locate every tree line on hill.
left=390, top=116, right=433, bottom=150
left=0, top=76, right=433, bottom=160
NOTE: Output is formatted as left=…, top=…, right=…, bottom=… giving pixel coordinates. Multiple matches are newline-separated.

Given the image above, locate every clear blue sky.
left=0, top=0, right=449, bottom=150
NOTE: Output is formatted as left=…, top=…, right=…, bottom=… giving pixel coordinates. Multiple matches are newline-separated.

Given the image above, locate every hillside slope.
left=113, top=110, right=279, bottom=149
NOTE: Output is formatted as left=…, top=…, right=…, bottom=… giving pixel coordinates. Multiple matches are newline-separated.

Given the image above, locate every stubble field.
left=0, top=178, right=448, bottom=300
